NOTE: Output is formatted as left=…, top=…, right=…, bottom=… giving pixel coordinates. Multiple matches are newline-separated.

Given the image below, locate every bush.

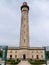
left=6, top=58, right=21, bottom=65
left=0, top=50, right=3, bottom=58
left=28, top=59, right=46, bottom=65
left=15, top=58, right=20, bottom=64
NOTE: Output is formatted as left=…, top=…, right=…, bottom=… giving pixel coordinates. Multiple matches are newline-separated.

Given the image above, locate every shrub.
left=28, top=59, right=46, bottom=65
left=15, top=58, right=20, bottom=64
left=6, top=58, right=21, bottom=65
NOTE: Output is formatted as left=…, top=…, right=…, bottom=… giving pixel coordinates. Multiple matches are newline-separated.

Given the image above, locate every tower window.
left=24, top=39, right=25, bottom=42
left=24, top=24, right=25, bottom=27
left=24, top=17, right=26, bottom=20
left=24, top=31, right=25, bottom=33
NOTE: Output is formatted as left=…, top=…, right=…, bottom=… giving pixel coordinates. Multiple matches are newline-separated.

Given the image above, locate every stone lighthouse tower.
left=20, top=2, right=29, bottom=48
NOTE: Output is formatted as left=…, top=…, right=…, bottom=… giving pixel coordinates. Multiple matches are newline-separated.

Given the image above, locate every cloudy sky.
left=0, top=0, right=49, bottom=47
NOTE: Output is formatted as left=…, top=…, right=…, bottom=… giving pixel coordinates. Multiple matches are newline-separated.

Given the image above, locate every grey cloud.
left=0, top=0, right=49, bottom=47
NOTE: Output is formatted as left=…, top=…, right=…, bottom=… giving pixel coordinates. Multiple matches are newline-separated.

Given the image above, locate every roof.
left=8, top=47, right=44, bottom=50
left=8, top=47, right=20, bottom=50
left=28, top=47, right=44, bottom=50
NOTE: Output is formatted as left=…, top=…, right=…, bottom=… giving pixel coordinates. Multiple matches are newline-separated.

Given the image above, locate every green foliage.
left=28, top=59, right=46, bottom=65
left=6, top=58, right=21, bottom=65
left=46, top=51, right=49, bottom=59
left=10, top=59, right=15, bottom=64
left=15, top=58, right=20, bottom=63
left=14, top=58, right=20, bottom=64
left=0, top=50, right=3, bottom=58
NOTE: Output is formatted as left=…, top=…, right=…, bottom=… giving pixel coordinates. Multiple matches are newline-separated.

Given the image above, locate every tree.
left=0, top=50, right=3, bottom=58
left=46, top=51, right=49, bottom=59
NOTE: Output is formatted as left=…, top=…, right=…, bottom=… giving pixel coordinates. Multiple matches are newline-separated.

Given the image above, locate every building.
left=7, top=2, right=45, bottom=60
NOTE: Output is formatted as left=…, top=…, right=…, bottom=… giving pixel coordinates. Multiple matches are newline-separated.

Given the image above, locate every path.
left=18, top=61, right=31, bottom=65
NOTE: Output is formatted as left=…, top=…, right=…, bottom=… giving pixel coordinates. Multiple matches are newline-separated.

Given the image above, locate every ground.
left=17, top=61, right=46, bottom=65
left=18, top=61, right=31, bottom=65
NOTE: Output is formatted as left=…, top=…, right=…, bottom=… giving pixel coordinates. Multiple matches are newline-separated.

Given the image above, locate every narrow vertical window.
left=24, top=24, right=25, bottom=27
left=24, top=39, right=25, bottom=42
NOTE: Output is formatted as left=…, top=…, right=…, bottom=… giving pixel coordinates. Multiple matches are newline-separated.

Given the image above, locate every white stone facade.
left=7, top=47, right=45, bottom=60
